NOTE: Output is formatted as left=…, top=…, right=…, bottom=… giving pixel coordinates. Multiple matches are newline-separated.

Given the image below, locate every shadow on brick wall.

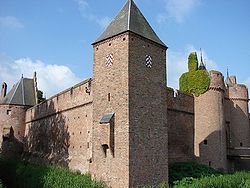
left=23, top=100, right=70, bottom=167
left=197, top=102, right=250, bottom=172
left=1, top=127, right=23, bottom=160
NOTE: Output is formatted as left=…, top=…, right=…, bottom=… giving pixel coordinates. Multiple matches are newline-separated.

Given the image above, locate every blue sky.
left=0, top=0, right=249, bottom=97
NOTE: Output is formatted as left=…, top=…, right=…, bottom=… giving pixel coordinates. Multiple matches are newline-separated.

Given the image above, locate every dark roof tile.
left=0, top=77, right=36, bottom=106
left=93, top=0, right=166, bottom=47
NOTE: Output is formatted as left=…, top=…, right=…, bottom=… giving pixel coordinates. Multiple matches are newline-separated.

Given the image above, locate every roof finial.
left=21, top=74, right=23, bottom=78
left=200, top=48, right=203, bottom=63
left=198, top=48, right=206, bottom=70
left=225, top=67, right=233, bottom=87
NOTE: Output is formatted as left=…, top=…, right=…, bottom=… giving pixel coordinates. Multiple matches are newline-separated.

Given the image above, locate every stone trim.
left=229, top=98, right=249, bottom=102
left=167, top=108, right=194, bottom=115
left=209, top=87, right=224, bottom=92
left=93, top=31, right=167, bottom=49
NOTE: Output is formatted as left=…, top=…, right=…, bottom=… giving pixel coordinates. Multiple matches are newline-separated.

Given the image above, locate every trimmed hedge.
left=179, top=52, right=210, bottom=96
left=0, top=158, right=104, bottom=188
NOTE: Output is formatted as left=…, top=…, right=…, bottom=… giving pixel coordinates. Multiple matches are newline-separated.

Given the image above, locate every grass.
left=173, top=171, right=250, bottom=188
left=0, top=158, right=104, bottom=188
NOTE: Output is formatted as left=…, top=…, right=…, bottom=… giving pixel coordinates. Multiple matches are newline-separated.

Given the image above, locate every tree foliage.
left=179, top=52, right=210, bottom=96
left=37, top=90, right=46, bottom=103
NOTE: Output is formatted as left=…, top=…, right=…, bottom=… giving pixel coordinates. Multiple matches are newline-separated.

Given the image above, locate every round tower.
left=0, top=104, right=27, bottom=142
left=195, top=70, right=227, bottom=171
left=228, top=76, right=249, bottom=148
left=0, top=104, right=27, bottom=158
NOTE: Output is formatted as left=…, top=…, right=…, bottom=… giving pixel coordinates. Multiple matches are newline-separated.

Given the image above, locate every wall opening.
left=108, top=93, right=111, bottom=102
left=204, top=139, right=208, bottom=145
left=240, top=142, right=243, bottom=147
left=209, top=161, right=211, bottom=167
left=102, top=144, right=109, bottom=158
left=7, top=110, right=11, bottom=115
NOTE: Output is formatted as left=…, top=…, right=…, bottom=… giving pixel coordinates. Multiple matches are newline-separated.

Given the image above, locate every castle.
left=0, top=0, right=249, bottom=187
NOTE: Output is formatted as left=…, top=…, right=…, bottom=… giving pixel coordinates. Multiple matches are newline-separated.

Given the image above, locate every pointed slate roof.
left=0, top=77, right=36, bottom=106
left=198, top=58, right=206, bottom=70
left=93, top=0, right=166, bottom=47
left=198, top=49, right=206, bottom=70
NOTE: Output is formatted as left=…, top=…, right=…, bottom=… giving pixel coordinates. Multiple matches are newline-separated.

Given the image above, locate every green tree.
left=179, top=52, right=210, bottom=97
left=37, top=90, right=46, bottom=103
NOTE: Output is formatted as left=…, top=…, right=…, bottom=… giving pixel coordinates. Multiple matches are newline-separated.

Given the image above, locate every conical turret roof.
left=0, top=76, right=36, bottom=106
left=93, top=0, right=166, bottom=47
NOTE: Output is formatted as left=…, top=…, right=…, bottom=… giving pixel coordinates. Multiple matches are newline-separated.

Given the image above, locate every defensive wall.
left=166, top=87, right=195, bottom=164
left=24, top=78, right=93, bottom=173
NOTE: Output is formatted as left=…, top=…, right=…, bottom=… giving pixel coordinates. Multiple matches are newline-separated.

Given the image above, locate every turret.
left=91, top=0, right=168, bottom=187
left=33, top=72, right=38, bottom=104
left=1, top=82, right=7, bottom=99
left=195, top=70, right=227, bottom=171
left=0, top=75, right=38, bottom=158
left=227, top=76, right=249, bottom=148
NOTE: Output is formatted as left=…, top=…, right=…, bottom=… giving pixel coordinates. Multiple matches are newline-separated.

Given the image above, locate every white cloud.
left=167, top=45, right=218, bottom=89
left=158, top=0, right=201, bottom=24
left=0, top=53, right=81, bottom=98
left=73, top=0, right=88, bottom=10
left=73, top=0, right=111, bottom=29
left=0, top=16, right=24, bottom=29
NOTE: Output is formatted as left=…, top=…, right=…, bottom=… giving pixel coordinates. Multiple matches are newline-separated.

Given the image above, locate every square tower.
left=91, top=1, right=168, bottom=187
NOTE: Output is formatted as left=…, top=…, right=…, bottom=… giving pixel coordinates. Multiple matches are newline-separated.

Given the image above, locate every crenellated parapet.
left=209, top=70, right=225, bottom=92
left=166, top=87, right=195, bottom=164
left=225, top=75, right=250, bottom=149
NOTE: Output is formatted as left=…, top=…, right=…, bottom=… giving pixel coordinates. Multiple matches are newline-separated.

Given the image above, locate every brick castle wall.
left=166, top=88, right=194, bottom=164
left=128, top=33, right=168, bottom=187
left=91, top=32, right=130, bottom=188
left=24, top=79, right=93, bottom=173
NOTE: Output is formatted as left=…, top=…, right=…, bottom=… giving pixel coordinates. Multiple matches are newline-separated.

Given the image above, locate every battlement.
left=209, top=70, right=225, bottom=91
left=228, top=82, right=248, bottom=101
left=166, top=87, right=194, bottom=114
left=26, top=78, right=92, bottom=123
left=167, top=87, right=195, bottom=164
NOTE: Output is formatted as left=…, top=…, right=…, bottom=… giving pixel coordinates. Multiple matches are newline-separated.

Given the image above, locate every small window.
left=209, top=161, right=211, bottom=167
left=240, top=142, right=243, bottom=147
left=102, top=144, right=109, bottom=158
left=7, top=110, right=11, bottom=115
left=204, top=140, right=208, bottom=145
left=108, top=93, right=111, bottom=102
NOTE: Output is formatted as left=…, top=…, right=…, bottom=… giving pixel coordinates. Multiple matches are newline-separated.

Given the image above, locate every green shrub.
left=169, top=162, right=222, bottom=185
left=173, top=171, right=250, bottom=188
left=179, top=52, right=210, bottom=96
left=0, top=180, right=4, bottom=188
left=0, top=158, right=104, bottom=188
